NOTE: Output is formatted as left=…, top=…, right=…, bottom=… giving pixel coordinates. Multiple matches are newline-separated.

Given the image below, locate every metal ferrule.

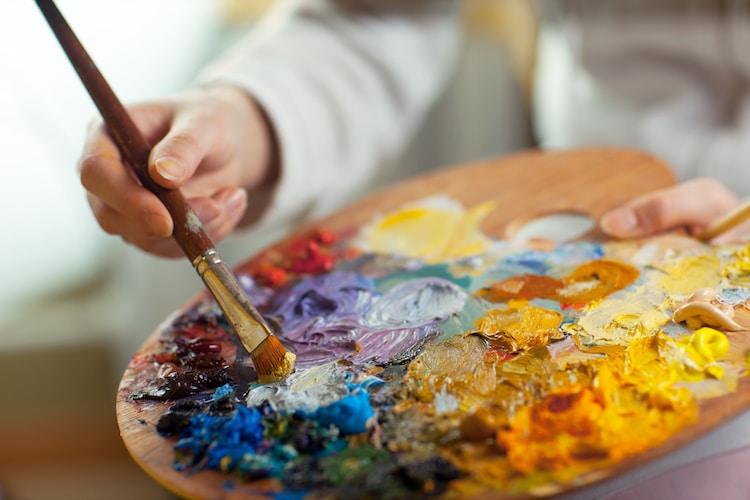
left=193, top=249, right=272, bottom=353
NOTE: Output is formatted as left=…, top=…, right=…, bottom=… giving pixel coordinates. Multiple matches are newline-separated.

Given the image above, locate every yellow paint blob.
left=361, top=197, right=495, bottom=262
left=495, top=337, right=697, bottom=478
left=723, top=245, right=750, bottom=284
left=476, top=301, right=563, bottom=353
left=666, top=327, right=730, bottom=381
left=406, top=335, right=497, bottom=412
left=659, top=254, right=722, bottom=296
left=570, top=281, right=670, bottom=346
left=356, top=208, right=750, bottom=495
left=691, top=327, right=729, bottom=360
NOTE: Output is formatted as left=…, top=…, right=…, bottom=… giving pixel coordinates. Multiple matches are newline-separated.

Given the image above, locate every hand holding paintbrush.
left=34, top=0, right=295, bottom=383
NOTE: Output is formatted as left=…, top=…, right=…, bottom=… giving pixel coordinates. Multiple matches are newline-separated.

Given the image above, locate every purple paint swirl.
left=268, top=272, right=468, bottom=368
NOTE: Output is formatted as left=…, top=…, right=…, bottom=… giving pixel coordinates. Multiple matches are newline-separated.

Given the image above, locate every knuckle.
left=120, top=234, right=134, bottom=246
left=122, top=192, right=150, bottom=217
left=79, top=155, right=105, bottom=190
left=121, top=232, right=147, bottom=250
left=640, top=196, right=669, bottom=230
left=166, top=132, right=201, bottom=156
left=96, top=212, right=120, bottom=236
left=134, top=237, right=166, bottom=256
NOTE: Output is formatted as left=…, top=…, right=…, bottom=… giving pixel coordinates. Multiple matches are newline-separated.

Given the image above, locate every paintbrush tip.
left=252, top=335, right=296, bottom=384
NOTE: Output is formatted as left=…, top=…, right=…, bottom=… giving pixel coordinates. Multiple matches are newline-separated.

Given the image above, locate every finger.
left=89, top=189, right=222, bottom=244
left=84, top=102, right=174, bottom=148
left=122, top=234, right=184, bottom=259
left=92, top=201, right=180, bottom=259
left=600, top=178, right=739, bottom=239
left=80, top=148, right=173, bottom=237
left=87, top=194, right=124, bottom=236
left=80, top=104, right=175, bottom=237
left=121, top=189, right=245, bottom=257
left=200, top=187, right=248, bottom=241
left=118, top=197, right=224, bottom=258
left=148, top=108, right=221, bottom=189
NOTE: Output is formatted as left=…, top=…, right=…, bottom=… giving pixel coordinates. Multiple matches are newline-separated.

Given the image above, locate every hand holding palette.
left=118, top=150, right=750, bottom=498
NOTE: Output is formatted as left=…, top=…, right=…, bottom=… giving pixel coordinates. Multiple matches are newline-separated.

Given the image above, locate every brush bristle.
left=251, top=335, right=296, bottom=383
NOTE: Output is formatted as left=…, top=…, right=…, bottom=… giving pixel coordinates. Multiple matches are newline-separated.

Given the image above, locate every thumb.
left=600, top=178, right=738, bottom=239
left=148, top=112, right=217, bottom=189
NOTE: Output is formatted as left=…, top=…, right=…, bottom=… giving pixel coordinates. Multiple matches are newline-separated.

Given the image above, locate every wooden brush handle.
left=35, top=0, right=213, bottom=263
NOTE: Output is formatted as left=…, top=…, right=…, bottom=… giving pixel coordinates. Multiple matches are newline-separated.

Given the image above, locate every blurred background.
left=0, top=0, right=534, bottom=498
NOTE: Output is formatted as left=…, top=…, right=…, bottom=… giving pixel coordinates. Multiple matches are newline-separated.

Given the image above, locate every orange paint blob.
left=558, top=260, right=640, bottom=304
left=477, top=275, right=563, bottom=302
left=478, top=260, right=639, bottom=305
left=493, top=338, right=696, bottom=478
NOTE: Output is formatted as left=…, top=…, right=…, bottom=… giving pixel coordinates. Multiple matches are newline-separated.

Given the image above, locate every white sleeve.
left=535, top=4, right=750, bottom=197
left=198, top=0, right=462, bottom=226
left=637, top=92, right=750, bottom=197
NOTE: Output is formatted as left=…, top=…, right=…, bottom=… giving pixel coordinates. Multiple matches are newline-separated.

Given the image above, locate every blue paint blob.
left=274, top=491, right=308, bottom=500
left=719, top=287, right=750, bottom=305
left=303, top=381, right=381, bottom=435
left=504, top=243, right=605, bottom=276
left=212, top=383, right=235, bottom=400
left=175, top=404, right=264, bottom=471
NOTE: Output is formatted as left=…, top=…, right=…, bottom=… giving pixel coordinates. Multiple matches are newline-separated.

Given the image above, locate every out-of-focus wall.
left=0, top=1, right=535, bottom=498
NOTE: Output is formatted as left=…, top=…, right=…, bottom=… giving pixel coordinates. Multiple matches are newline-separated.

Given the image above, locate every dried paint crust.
left=124, top=197, right=750, bottom=498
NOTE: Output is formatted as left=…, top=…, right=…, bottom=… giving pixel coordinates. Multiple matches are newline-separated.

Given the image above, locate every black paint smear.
left=157, top=393, right=237, bottom=437
left=132, top=364, right=230, bottom=401
left=282, top=457, right=328, bottom=491
left=285, top=455, right=461, bottom=498
left=343, top=457, right=462, bottom=499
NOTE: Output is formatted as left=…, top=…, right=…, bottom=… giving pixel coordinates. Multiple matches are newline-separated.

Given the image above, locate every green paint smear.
left=437, top=298, right=489, bottom=341
left=376, top=264, right=471, bottom=291
left=320, top=445, right=391, bottom=486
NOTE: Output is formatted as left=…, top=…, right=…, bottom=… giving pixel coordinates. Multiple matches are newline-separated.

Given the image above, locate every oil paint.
left=124, top=197, right=750, bottom=498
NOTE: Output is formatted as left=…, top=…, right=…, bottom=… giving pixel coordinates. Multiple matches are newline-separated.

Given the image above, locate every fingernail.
left=194, top=203, right=221, bottom=224
left=225, top=189, right=247, bottom=214
left=601, top=208, right=638, bottom=235
left=146, top=213, right=170, bottom=236
left=154, top=158, right=184, bottom=181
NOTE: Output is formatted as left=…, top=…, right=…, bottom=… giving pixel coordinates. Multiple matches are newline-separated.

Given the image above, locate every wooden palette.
left=117, top=148, right=750, bottom=499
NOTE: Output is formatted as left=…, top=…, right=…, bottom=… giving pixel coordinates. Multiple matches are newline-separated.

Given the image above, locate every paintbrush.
left=35, top=0, right=295, bottom=383
left=699, top=200, right=750, bottom=243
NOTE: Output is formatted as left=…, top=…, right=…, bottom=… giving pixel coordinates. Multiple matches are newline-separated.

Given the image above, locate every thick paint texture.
left=476, top=301, right=564, bottom=353
left=266, top=272, right=468, bottom=368
left=303, top=389, right=375, bottom=435
left=360, top=197, right=495, bottom=262
left=126, top=198, right=750, bottom=498
left=478, top=259, right=639, bottom=305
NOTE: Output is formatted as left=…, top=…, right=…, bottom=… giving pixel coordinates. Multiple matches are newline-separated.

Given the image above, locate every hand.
left=79, top=85, right=278, bottom=258
left=600, top=178, right=740, bottom=241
